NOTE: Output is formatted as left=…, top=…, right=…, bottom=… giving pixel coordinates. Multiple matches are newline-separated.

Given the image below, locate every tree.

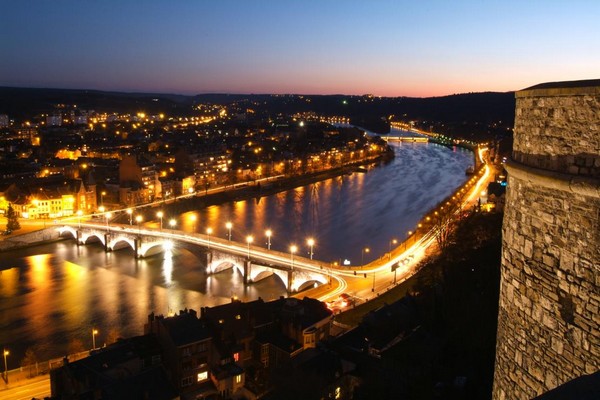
left=431, top=203, right=458, bottom=252
left=21, top=347, right=39, bottom=378
left=5, top=203, right=20, bottom=232
left=68, top=338, right=85, bottom=355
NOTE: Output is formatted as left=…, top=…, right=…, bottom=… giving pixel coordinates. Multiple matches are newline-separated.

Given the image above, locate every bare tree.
left=68, top=338, right=85, bottom=355
left=21, top=347, right=39, bottom=378
left=432, top=202, right=460, bottom=252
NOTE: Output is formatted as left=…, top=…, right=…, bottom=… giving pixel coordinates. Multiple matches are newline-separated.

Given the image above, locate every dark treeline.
left=0, top=87, right=515, bottom=138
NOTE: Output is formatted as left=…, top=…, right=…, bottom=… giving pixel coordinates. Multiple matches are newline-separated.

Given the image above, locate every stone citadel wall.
left=493, top=80, right=600, bottom=399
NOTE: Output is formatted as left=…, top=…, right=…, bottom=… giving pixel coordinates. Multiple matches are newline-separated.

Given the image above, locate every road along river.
left=0, top=137, right=473, bottom=366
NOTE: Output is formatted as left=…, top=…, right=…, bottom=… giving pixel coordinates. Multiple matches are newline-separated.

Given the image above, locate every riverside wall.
left=492, top=80, right=600, bottom=399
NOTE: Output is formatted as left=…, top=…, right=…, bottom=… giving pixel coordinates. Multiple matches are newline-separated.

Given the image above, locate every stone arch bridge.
left=57, top=225, right=328, bottom=293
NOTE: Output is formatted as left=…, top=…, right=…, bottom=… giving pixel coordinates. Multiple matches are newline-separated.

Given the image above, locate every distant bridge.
left=380, top=136, right=428, bottom=143
left=57, top=223, right=332, bottom=293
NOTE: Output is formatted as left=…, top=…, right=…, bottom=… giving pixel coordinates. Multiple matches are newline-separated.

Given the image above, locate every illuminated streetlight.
left=157, top=211, right=164, bottom=230
left=246, top=235, right=253, bottom=259
left=265, top=229, right=272, bottom=250
left=126, top=208, right=133, bottom=225
left=290, top=245, right=297, bottom=270
left=206, top=227, right=213, bottom=249
left=100, top=191, right=106, bottom=206
left=77, top=210, right=83, bottom=228
left=307, top=238, right=315, bottom=260
left=361, top=247, right=370, bottom=265
left=3, top=349, right=8, bottom=382
left=190, top=214, right=197, bottom=232
left=136, top=215, right=143, bottom=235
left=226, top=221, right=232, bottom=241
left=92, top=328, right=98, bottom=350
left=169, top=219, right=176, bottom=233
left=105, top=212, right=112, bottom=232
left=389, top=238, right=397, bottom=259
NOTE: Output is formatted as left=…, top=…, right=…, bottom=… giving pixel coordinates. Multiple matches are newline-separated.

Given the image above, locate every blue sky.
left=1, top=0, right=598, bottom=96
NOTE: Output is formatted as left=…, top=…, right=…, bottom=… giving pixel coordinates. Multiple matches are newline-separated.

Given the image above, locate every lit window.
left=197, top=371, right=208, bottom=382
left=233, top=352, right=239, bottom=362
left=235, top=374, right=242, bottom=384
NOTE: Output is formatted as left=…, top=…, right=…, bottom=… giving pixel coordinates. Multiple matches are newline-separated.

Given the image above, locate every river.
left=0, top=136, right=473, bottom=367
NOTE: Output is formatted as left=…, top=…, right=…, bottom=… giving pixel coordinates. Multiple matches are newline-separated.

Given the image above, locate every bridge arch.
left=291, top=273, right=328, bottom=293
left=57, top=226, right=77, bottom=240
left=208, top=254, right=245, bottom=276
left=109, top=237, right=136, bottom=252
left=81, top=232, right=105, bottom=246
left=139, top=241, right=168, bottom=258
left=212, top=260, right=244, bottom=276
left=249, top=267, right=289, bottom=290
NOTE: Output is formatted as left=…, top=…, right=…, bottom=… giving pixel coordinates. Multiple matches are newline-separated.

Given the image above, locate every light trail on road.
left=61, top=147, right=493, bottom=307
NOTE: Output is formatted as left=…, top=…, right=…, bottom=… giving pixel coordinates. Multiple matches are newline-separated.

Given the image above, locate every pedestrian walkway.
left=1, top=350, right=90, bottom=393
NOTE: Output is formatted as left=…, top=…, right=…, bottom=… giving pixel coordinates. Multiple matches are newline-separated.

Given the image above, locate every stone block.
left=542, top=313, right=558, bottom=330
left=551, top=336, right=564, bottom=355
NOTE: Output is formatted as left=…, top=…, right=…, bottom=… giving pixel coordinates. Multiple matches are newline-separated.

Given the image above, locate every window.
left=235, top=374, right=242, bottom=384
left=233, top=352, right=239, bottom=362
left=181, top=376, right=193, bottom=387
left=261, top=344, right=269, bottom=367
left=197, top=371, right=208, bottom=382
left=151, top=354, right=161, bottom=365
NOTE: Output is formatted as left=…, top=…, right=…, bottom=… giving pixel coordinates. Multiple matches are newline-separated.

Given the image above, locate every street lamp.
left=206, top=227, right=213, bottom=249
left=100, top=191, right=106, bottom=206
left=157, top=211, right=164, bottom=230
left=3, top=349, right=8, bottom=382
left=290, top=245, right=297, bottom=270
left=307, top=238, right=315, bottom=260
left=372, top=271, right=376, bottom=292
left=105, top=212, right=112, bottom=232
left=361, top=247, right=370, bottom=265
left=126, top=208, right=133, bottom=225
left=226, top=221, right=232, bottom=241
left=389, top=238, right=397, bottom=259
left=169, top=219, right=176, bottom=233
left=246, top=235, right=253, bottom=259
left=136, top=215, right=143, bottom=235
left=190, top=214, right=197, bottom=232
left=92, top=328, right=98, bottom=349
left=77, top=210, right=83, bottom=228
left=265, top=229, right=272, bottom=250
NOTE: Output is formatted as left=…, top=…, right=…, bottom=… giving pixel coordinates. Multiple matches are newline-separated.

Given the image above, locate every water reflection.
left=0, top=140, right=472, bottom=367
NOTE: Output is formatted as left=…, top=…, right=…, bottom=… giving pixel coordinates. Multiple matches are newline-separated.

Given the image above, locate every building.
left=0, top=114, right=9, bottom=128
left=3, top=176, right=95, bottom=218
left=50, top=334, right=179, bottom=400
left=145, top=309, right=214, bottom=397
left=119, top=154, right=160, bottom=205
left=144, top=297, right=334, bottom=399
left=493, top=80, right=600, bottom=399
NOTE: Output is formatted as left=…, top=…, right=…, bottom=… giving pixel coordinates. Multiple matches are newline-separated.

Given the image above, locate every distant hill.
left=0, top=87, right=193, bottom=119
left=0, top=87, right=515, bottom=136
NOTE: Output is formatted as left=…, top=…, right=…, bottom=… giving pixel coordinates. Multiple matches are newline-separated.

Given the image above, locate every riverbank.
left=132, top=151, right=395, bottom=221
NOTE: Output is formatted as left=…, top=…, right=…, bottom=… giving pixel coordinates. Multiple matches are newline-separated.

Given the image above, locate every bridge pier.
left=104, top=233, right=111, bottom=252
left=76, top=230, right=81, bottom=247
left=205, top=251, right=213, bottom=274
left=134, top=237, right=142, bottom=258
left=243, top=260, right=252, bottom=284
left=287, top=270, right=294, bottom=294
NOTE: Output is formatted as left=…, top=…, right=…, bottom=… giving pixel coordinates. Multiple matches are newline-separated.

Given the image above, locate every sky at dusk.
left=1, top=1, right=599, bottom=97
